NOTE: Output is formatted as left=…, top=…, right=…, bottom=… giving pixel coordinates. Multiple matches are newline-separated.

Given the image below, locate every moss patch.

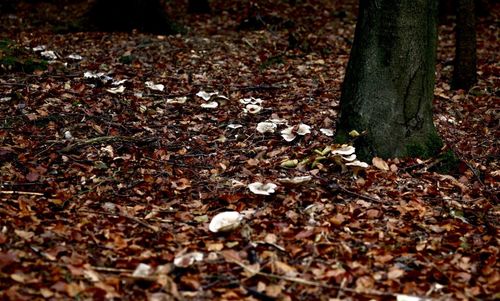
left=429, top=149, right=462, bottom=175
left=0, top=40, right=48, bottom=73
left=406, top=131, right=443, bottom=159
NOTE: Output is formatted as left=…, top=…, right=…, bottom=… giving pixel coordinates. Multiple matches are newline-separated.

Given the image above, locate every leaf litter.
left=0, top=0, right=498, bottom=300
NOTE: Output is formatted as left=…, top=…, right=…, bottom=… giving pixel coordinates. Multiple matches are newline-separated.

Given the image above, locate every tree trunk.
left=188, top=0, right=211, bottom=14
left=88, top=0, right=178, bottom=35
left=452, top=0, right=477, bottom=90
left=336, top=0, right=442, bottom=160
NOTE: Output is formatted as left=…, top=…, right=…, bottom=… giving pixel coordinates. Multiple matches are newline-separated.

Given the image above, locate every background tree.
left=335, top=0, right=442, bottom=159
left=453, top=0, right=477, bottom=90
left=87, top=0, right=179, bottom=35
left=188, top=0, right=211, bottom=14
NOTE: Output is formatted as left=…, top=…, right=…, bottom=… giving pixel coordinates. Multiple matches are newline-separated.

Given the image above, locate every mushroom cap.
left=208, top=211, right=243, bottom=233
left=256, top=122, right=277, bottom=133
left=342, top=154, right=357, bottom=162
left=201, top=101, right=219, bottom=108
left=297, top=124, right=311, bottom=135
left=280, top=127, right=296, bottom=142
left=248, top=182, right=278, bottom=195
left=331, top=145, right=356, bottom=156
left=345, top=160, right=369, bottom=168
left=173, top=252, right=204, bottom=268
left=245, top=104, right=262, bottom=114
left=196, top=90, right=219, bottom=100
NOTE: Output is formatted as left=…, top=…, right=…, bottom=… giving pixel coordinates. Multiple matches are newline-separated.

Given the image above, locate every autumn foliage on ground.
left=0, top=1, right=498, bottom=300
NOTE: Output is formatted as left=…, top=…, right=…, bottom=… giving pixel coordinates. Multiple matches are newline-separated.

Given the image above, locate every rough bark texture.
left=453, top=0, right=477, bottom=90
left=336, top=0, right=442, bottom=160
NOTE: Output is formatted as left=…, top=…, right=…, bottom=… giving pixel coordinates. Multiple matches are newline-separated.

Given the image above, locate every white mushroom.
left=239, top=97, right=263, bottom=105
left=227, top=124, right=243, bottom=129
left=320, top=128, right=334, bottom=136
left=208, top=211, right=243, bottom=233
left=200, top=101, right=219, bottom=108
left=330, top=145, right=356, bottom=156
left=346, top=160, right=369, bottom=177
left=196, top=90, right=218, bottom=101
left=296, top=124, right=311, bottom=135
left=173, top=252, right=204, bottom=268
left=342, top=154, right=357, bottom=162
left=281, top=126, right=296, bottom=142
left=245, top=104, right=262, bottom=114
left=267, top=118, right=287, bottom=125
left=256, top=122, right=277, bottom=133
left=145, top=81, right=165, bottom=91
left=132, top=263, right=154, bottom=277
left=345, top=160, right=369, bottom=168
left=248, top=182, right=277, bottom=195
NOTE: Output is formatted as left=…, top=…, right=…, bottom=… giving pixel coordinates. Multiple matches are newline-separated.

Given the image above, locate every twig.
left=337, top=184, right=385, bottom=204
left=230, top=84, right=286, bottom=92
left=399, top=158, right=434, bottom=173
left=0, top=190, right=45, bottom=196
left=56, top=135, right=157, bottom=153
left=316, top=177, right=386, bottom=204
left=414, top=157, right=445, bottom=173
left=89, top=266, right=133, bottom=273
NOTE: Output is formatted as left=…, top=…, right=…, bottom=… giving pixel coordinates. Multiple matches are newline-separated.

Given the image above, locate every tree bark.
left=452, top=0, right=477, bottom=90
left=336, top=0, right=442, bottom=160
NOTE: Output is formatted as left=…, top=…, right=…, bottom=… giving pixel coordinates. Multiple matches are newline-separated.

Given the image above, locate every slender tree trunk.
left=452, top=0, right=477, bottom=90
left=336, top=0, right=442, bottom=160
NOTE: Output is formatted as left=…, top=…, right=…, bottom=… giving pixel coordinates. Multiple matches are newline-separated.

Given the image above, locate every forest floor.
left=0, top=1, right=498, bottom=300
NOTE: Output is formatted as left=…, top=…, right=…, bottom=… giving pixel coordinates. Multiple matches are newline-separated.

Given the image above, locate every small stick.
left=0, top=190, right=45, bottom=196
left=89, top=266, right=133, bottom=273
